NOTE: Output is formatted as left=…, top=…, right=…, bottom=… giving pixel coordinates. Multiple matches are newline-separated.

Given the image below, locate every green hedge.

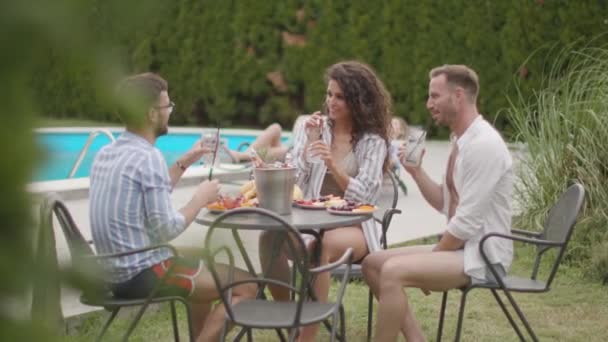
left=33, top=0, right=608, bottom=136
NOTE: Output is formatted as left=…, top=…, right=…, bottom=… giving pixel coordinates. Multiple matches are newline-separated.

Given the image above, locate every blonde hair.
left=429, top=65, right=479, bottom=103
left=391, top=116, right=409, bottom=140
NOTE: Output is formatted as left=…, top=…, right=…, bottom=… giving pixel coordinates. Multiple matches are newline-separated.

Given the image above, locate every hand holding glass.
left=201, top=132, right=219, bottom=166
left=401, top=130, right=426, bottom=167
left=306, top=116, right=324, bottom=163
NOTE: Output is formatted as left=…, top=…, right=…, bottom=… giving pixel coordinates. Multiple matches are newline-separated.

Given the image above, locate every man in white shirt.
left=362, top=65, right=513, bottom=342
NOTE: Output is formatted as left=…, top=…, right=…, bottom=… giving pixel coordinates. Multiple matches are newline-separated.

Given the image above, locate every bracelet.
left=176, top=161, right=187, bottom=171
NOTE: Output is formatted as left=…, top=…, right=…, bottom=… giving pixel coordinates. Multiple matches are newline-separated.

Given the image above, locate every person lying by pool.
left=220, top=123, right=289, bottom=163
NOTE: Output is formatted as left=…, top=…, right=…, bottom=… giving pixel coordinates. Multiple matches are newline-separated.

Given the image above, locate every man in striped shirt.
left=89, top=72, right=256, bottom=341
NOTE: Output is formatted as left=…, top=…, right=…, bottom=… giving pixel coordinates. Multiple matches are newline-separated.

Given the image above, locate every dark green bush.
left=33, top=0, right=608, bottom=135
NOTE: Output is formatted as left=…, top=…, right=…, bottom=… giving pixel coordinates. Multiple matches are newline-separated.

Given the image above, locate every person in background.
left=391, top=116, right=409, bottom=141
left=362, top=65, right=513, bottom=341
left=260, top=61, right=392, bottom=341
left=223, top=123, right=289, bottom=163
left=89, top=72, right=256, bottom=342
left=389, top=116, right=410, bottom=195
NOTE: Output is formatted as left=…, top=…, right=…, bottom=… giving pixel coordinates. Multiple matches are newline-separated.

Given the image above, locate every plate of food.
left=206, top=194, right=257, bottom=214
left=293, top=195, right=344, bottom=210
left=326, top=202, right=377, bottom=216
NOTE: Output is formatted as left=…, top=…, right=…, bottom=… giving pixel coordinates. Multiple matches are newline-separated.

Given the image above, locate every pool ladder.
left=68, top=129, right=115, bottom=178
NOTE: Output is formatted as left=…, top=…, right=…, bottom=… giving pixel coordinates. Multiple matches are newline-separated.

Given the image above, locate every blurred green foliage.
left=31, top=0, right=608, bottom=137
left=0, top=0, right=165, bottom=339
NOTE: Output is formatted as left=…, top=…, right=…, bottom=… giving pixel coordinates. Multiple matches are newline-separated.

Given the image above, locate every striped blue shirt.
left=292, top=123, right=388, bottom=252
left=89, top=131, right=186, bottom=283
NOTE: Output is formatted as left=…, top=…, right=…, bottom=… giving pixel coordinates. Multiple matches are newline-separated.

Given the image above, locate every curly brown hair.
left=323, top=61, right=393, bottom=171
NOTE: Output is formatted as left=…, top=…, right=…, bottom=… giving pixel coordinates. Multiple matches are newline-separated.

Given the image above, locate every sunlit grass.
left=63, top=243, right=608, bottom=341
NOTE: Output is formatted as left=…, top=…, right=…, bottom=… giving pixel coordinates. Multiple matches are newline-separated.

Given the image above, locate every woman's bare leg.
left=298, top=226, right=368, bottom=342
left=258, top=231, right=294, bottom=301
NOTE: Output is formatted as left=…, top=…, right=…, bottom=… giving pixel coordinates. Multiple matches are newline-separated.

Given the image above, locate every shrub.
left=507, top=44, right=608, bottom=280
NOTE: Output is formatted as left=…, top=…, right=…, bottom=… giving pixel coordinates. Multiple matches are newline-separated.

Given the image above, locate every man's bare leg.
left=362, top=245, right=434, bottom=339
left=371, top=251, right=469, bottom=341
left=191, top=264, right=257, bottom=341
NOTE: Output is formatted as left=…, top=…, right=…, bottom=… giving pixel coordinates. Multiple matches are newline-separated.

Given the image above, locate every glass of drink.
left=201, top=131, right=219, bottom=166
left=306, top=117, right=324, bottom=163
left=402, top=130, right=426, bottom=167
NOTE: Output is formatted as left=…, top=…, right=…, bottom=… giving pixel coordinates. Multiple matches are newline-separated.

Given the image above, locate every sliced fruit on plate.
left=207, top=202, right=226, bottom=211
left=352, top=205, right=376, bottom=213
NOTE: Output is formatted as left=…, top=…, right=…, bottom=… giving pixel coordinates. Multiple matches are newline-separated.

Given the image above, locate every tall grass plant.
left=507, top=44, right=608, bottom=280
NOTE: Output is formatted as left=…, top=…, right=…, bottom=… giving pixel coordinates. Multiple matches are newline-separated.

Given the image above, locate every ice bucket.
left=253, top=167, right=296, bottom=215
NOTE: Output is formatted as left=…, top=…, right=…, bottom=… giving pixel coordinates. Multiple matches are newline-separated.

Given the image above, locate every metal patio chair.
left=436, top=183, right=585, bottom=342
left=203, top=207, right=353, bottom=341
left=41, top=193, right=193, bottom=341
left=330, top=171, right=402, bottom=341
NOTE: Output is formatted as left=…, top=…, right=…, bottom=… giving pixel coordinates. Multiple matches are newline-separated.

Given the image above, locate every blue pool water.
left=34, top=131, right=283, bottom=182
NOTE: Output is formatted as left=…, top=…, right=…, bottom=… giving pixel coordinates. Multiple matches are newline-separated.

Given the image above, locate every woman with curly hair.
left=260, top=61, right=392, bottom=341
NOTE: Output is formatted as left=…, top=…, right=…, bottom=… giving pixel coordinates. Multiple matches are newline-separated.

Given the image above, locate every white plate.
left=207, top=208, right=229, bottom=214
left=293, top=201, right=327, bottom=210
left=326, top=207, right=377, bottom=216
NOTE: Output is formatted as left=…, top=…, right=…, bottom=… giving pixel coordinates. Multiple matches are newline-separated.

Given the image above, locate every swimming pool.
left=34, top=128, right=288, bottom=182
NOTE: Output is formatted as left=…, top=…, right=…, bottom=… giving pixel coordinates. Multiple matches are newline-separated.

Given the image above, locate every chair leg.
left=366, top=289, right=373, bottom=342
left=275, top=328, right=287, bottom=342
left=490, top=290, right=525, bottom=341
left=339, top=304, right=346, bottom=342
left=121, top=303, right=150, bottom=342
left=96, top=307, right=120, bottom=342
left=246, top=328, right=253, bottom=342
left=329, top=310, right=339, bottom=342
left=170, top=301, right=180, bottom=342
left=220, top=320, right=228, bottom=342
left=454, top=290, right=469, bottom=342
left=182, top=301, right=194, bottom=342
left=436, top=291, right=448, bottom=342
left=288, top=326, right=298, bottom=342
left=501, top=289, right=539, bottom=342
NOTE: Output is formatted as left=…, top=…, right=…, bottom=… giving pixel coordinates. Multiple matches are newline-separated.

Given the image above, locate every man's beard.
left=155, top=123, right=168, bottom=137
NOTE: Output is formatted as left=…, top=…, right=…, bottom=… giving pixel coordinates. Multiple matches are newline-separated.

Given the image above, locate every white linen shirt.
left=443, top=116, right=514, bottom=280
left=292, top=122, right=388, bottom=252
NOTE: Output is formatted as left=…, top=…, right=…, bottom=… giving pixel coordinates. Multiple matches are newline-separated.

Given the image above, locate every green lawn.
left=63, top=243, right=608, bottom=341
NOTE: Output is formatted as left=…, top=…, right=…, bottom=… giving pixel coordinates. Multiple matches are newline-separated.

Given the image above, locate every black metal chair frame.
left=329, top=171, right=402, bottom=341
left=436, top=183, right=585, bottom=342
left=203, top=207, right=353, bottom=342
left=42, top=193, right=194, bottom=342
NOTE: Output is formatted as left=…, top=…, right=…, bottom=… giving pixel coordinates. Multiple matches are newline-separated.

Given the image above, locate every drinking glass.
left=306, top=117, right=324, bottom=164
left=402, top=130, right=426, bottom=167
left=201, top=131, right=219, bottom=166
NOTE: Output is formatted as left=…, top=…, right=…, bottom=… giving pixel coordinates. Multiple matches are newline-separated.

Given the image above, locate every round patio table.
left=196, top=206, right=367, bottom=340
left=195, top=206, right=371, bottom=231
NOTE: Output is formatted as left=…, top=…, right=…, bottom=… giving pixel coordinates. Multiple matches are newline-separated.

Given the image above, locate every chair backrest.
left=43, top=193, right=96, bottom=259
left=203, top=207, right=311, bottom=327
left=374, top=171, right=399, bottom=222
left=373, top=172, right=399, bottom=248
left=42, top=193, right=106, bottom=295
left=532, top=183, right=585, bottom=284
